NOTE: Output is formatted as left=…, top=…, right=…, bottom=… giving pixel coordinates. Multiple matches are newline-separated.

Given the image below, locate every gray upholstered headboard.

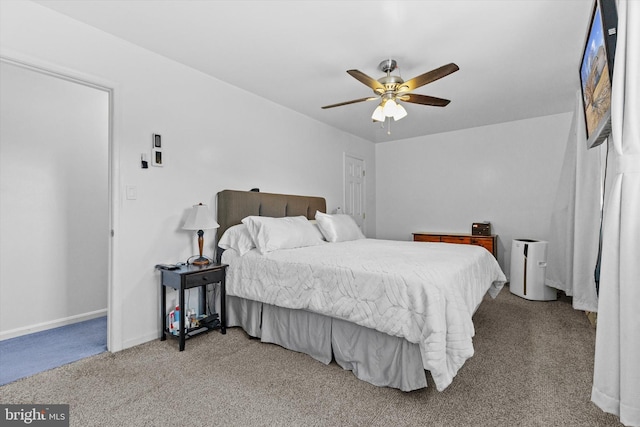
left=215, top=189, right=327, bottom=243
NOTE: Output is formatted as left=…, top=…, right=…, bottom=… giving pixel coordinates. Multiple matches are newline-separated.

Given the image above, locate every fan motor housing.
left=377, top=75, right=404, bottom=92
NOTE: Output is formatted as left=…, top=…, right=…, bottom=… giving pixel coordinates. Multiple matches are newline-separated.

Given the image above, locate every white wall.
left=376, top=113, right=572, bottom=276
left=0, top=0, right=376, bottom=349
left=0, top=61, right=109, bottom=338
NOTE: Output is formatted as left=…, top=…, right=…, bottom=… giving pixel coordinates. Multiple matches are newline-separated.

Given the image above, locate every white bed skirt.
left=226, top=294, right=427, bottom=391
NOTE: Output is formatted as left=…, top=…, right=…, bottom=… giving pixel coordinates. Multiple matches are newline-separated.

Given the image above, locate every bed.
left=216, top=189, right=506, bottom=392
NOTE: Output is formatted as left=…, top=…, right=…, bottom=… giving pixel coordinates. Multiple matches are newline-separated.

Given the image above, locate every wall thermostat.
left=151, top=133, right=163, bottom=167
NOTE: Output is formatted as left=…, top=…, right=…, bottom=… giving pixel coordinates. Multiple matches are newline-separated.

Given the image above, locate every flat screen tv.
left=579, top=0, right=618, bottom=149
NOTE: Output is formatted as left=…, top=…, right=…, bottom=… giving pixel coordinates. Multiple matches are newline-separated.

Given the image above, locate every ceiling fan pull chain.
left=387, top=117, right=391, bottom=135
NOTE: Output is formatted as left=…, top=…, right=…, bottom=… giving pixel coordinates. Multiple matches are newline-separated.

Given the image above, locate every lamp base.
left=191, top=256, right=210, bottom=266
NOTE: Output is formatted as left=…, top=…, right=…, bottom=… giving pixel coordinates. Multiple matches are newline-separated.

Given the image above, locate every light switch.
left=126, top=185, right=137, bottom=200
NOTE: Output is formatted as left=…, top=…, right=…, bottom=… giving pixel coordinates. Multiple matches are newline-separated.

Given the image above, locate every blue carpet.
left=0, top=316, right=107, bottom=386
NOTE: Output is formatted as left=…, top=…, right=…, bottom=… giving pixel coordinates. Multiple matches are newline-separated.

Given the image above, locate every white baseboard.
left=0, top=309, right=107, bottom=341
left=121, top=330, right=160, bottom=352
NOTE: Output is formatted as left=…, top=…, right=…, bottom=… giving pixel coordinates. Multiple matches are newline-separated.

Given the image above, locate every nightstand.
left=158, top=263, right=228, bottom=351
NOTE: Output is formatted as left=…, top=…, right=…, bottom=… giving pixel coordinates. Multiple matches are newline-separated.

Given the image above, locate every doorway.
left=0, top=58, right=111, bottom=347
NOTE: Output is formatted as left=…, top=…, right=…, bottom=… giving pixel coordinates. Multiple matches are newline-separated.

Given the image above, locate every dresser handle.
left=202, top=276, right=208, bottom=281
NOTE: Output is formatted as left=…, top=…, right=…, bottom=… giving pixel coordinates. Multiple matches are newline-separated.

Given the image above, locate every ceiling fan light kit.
left=371, top=98, right=408, bottom=122
left=322, top=59, right=459, bottom=134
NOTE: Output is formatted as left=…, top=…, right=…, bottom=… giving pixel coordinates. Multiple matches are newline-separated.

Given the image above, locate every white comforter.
left=222, top=238, right=506, bottom=391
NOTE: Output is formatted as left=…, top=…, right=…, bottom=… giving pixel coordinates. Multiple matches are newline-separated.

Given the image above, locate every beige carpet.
left=0, top=289, right=623, bottom=426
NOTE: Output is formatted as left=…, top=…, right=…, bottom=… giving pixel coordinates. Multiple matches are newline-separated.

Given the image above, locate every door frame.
left=0, top=49, right=122, bottom=351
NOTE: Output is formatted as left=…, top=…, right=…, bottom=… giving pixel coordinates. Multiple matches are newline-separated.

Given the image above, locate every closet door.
left=344, top=154, right=366, bottom=232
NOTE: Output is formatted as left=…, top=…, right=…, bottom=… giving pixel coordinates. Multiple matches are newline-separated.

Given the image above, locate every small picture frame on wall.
left=152, top=149, right=162, bottom=166
left=152, top=133, right=163, bottom=167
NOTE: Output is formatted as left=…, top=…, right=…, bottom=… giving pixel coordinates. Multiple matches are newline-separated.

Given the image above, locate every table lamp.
left=182, top=203, right=219, bottom=265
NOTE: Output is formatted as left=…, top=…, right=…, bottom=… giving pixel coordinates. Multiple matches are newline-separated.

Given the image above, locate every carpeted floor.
left=0, top=291, right=623, bottom=426
left=0, top=316, right=107, bottom=386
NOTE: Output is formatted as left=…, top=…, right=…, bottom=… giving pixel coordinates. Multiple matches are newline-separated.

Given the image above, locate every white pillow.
left=241, top=215, right=324, bottom=254
left=308, top=219, right=326, bottom=241
left=315, top=211, right=365, bottom=242
left=217, top=224, right=256, bottom=256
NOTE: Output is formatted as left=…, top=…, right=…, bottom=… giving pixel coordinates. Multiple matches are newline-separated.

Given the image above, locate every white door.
left=344, top=154, right=366, bottom=232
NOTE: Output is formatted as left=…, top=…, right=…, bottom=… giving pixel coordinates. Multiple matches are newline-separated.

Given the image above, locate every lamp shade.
left=382, top=99, right=398, bottom=117
left=371, top=105, right=385, bottom=122
left=182, top=203, right=219, bottom=230
left=393, top=103, right=408, bottom=121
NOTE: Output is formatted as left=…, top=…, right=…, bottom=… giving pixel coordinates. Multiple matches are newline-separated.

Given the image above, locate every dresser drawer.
left=471, top=236, right=494, bottom=253
left=185, top=269, right=224, bottom=287
left=413, top=234, right=441, bottom=243
left=441, top=236, right=471, bottom=244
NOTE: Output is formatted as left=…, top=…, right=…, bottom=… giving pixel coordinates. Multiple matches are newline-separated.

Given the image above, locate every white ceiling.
left=34, top=0, right=593, bottom=143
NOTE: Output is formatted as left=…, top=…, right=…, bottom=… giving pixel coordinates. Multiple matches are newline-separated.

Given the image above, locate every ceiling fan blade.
left=397, top=63, right=459, bottom=93
left=399, top=93, right=451, bottom=107
left=321, top=96, right=379, bottom=109
left=347, top=70, right=385, bottom=93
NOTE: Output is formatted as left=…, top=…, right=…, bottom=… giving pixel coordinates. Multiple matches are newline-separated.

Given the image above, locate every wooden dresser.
left=413, top=232, right=497, bottom=258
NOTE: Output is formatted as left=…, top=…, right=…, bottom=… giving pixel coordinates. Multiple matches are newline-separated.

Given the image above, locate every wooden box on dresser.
left=412, top=232, right=497, bottom=258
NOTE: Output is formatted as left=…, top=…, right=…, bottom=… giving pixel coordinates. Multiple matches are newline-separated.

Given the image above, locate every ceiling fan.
left=322, top=59, right=459, bottom=126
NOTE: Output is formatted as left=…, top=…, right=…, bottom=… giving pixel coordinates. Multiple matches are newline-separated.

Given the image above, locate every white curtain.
left=591, top=1, right=640, bottom=426
left=545, top=93, right=604, bottom=312
left=572, top=94, right=607, bottom=312
left=545, top=107, right=577, bottom=298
